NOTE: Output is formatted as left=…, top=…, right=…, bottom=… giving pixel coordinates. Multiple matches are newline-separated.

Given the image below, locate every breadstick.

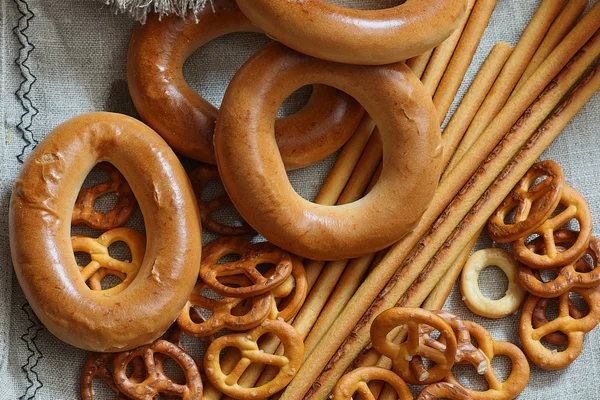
left=282, top=23, right=600, bottom=398
left=445, top=0, right=568, bottom=175
left=442, top=42, right=512, bottom=167
left=421, top=0, right=477, bottom=97
left=406, top=50, right=434, bottom=79
left=513, top=0, right=589, bottom=94
left=433, top=0, right=500, bottom=123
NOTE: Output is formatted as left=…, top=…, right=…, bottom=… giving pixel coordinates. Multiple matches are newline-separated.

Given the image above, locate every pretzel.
left=268, top=256, right=308, bottom=322
left=532, top=296, right=587, bottom=345
left=177, top=281, right=272, bottom=337
left=204, top=320, right=304, bottom=399
left=72, top=228, right=146, bottom=295
left=9, top=112, right=201, bottom=352
left=410, top=310, right=488, bottom=381
left=200, top=237, right=293, bottom=298
left=444, top=321, right=530, bottom=400
left=127, top=0, right=363, bottom=168
left=487, top=160, right=564, bottom=243
left=417, top=382, right=470, bottom=400
left=460, top=248, right=526, bottom=318
left=512, top=185, right=592, bottom=269
left=519, top=231, right=600, bottom=297
left=113, top=340, right=202, bottom=399
left=332, top=367, right=413, bottom=400
left=370, top=308, right=457, bottom=385
left=189, top=165, right=254, bottom=236
left=215, top=42, right=442, bottom=261
left=72, top=162, right=137, bottom=230
left=520, top=286, right=600, bottom=370
left=81, top=353, right=146, bottom=400
left=236, top=0, right=467, bottom=65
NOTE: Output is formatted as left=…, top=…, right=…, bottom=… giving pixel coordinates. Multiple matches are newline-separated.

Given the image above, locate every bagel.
left=127, top=0, right=364, bottom=169
left=215, top=43, right=443, bottom=261
left=236, top=0, right=468, bottom=65
left=9, top=112, right=202, bottom=352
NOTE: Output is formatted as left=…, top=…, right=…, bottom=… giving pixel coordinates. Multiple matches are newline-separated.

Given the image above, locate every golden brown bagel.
left=127, top=0, right=364, bottom=169
left=9, top=112, right=202, bottom=352
left=215, top=43, right=443, bottom=261
left=236, top=0, right=468, bottom=65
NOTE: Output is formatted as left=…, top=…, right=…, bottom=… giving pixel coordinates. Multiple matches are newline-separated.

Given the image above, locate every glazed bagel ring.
left=215, top=43, right=442, bottom=261
left=127, top=0, right=364, bottom=169
left=236, top=0, right=467, bottom=65
left=9, top=112, right=202, bottom=352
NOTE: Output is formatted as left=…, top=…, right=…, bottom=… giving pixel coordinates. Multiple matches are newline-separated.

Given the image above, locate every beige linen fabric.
left=1, top=0, right=599, bottom=398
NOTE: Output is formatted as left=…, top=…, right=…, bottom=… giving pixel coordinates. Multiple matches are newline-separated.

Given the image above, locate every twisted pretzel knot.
left=518, top=231, right=600, bottom=297
left=370, top=308, right=457, bottom=385
left=189, top=164, right=255, bottom=236
left=200, top=237, right=293, bottom=298
left=268, top=256, right=308, bottom=321
left=113, top=340, right=203, bottom=400
left=80, top=353, right=150, bottom=400
left=204, top=320, right=304, bottom=399
left=512, top=185, right=592, bottom=269
left=72, top=162, right=137, bottom=230
left=177, top=281, right=272, bottom=337
left=417, top=382, right=470, bottom=400
left=532, top=296, right=588, bottom=345
left=73, top=228, right=146, bottom=295
left=332, top=367, right=412, bottom=400
left=444, top=321, right=530, bottom=400
left=410, top=310, right=488, bottom=383
left=520, top=286, right=600, bottom=370
left=488, top=160, right=564, bottom=243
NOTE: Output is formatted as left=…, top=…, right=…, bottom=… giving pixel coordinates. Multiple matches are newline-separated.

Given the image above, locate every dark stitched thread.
left=19, top=303, right=44, bottom=400
left=12, top=0, right=39, bottom=164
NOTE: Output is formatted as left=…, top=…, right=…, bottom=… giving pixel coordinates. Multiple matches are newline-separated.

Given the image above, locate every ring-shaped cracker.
left=127, top=0, right=363, bottom=168
left=460, top=249, right=526, bottom=318
left=332, top=367, right=413, bottom=400
left=215, top=42, right=442, bottom=261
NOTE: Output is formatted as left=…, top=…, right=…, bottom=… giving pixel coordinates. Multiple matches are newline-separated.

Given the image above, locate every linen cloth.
left=1, top=0, right=599, bottom=398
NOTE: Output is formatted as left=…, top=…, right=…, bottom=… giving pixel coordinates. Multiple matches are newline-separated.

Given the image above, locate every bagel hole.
left=478, top=266, right=509, bottom=301
left=325, top=0, right=406, bottom=10
left=90, top=376, right=118, bottom=399
left=183, top=32, right=271, bottom=108
left=156, top=356, right=186, bottom=383
left=539, top=269, right=558, bottom=283
left=81, top=164, right=110, bottom=188
left=201, top=178, right=228, bottom=202
left=277, top=85, right=312, bottom=118
left=569, top=292, right=589, bottom=315
left=452, top=363, right=489, bottom=391
left=209, top=205, right=252, bottom=233
left=93, top=192, right=118, bottom=214
left=489, top=355, right=511, bottom=383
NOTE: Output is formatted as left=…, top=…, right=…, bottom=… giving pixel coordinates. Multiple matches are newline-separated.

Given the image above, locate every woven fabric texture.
left=1, top=0, right=599, bottom=399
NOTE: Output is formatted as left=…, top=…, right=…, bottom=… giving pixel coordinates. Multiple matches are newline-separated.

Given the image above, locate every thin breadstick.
left=421, top=0, right=477, bottom=97
left=406, top=49, right=434, bottom=79
left=444, top=0, right=568, bottom=175
left=433, top=0, right=500, bottom=123
left=441, top=42, right=512, bottom=167
left=513, top=0, right=589, bottom=94
left=282, top=21, right=600, bottom=398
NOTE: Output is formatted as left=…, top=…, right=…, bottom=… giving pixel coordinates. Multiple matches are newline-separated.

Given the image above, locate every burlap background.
left=1, top=0, right=599, bottom=398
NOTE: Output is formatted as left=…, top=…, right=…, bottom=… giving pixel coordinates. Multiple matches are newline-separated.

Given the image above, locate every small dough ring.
left=127, top=0, right=364, bottom=168
left=215, top=43, right=443, bottom=261
left=460, top=249, right=526, bottom=319
left=9, top=112, right=202, bottom=352
left=236, top=0, right=468, bottom=65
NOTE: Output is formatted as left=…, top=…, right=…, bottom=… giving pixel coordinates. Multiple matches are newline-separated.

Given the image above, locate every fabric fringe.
left=99, top=0, right=214, bottom=23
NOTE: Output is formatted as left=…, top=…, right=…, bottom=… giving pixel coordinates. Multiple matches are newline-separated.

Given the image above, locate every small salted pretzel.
left=444, top=321, right=530, bottom=400
left=113, top=340, right=202, bottom=400
left=332, top=367, right=413, bottom=400
left=204, top=320, right=304, bottom=399
left=177, top=281, right=272, bottom=337
left=518, top=231, right=600, bottom=297
left=268, top=256, right=308, bottom=321
left=512, top=185, right=592, bottom=269
left=487, top=160, right=564, bottom=243
left=417, top=382, right=470, bottom=400
left=370, top=308, right=458, bottom=385
left=460, top=248, right=526, bottom=318
left=200, top=237, right=293, bottom=298
left=532, top=296, right=588, bottom=346
left=410, top=310, right=488, bottom=382
left=72, top=228, right=146, bottom=295
left=72, top=162, right=137, bottom=230
left=520, top=286, right=600, bottom=370
left=189, top=165, right=255, bottom=236
left=81, top=353, right=140, bottom=400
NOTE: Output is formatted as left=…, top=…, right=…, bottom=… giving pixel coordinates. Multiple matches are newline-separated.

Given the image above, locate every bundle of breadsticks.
left=7, top=0, right=600, bottom=399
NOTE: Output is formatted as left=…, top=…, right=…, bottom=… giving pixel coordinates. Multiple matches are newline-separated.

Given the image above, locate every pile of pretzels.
left=486, top=160, right=600, bottom=370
